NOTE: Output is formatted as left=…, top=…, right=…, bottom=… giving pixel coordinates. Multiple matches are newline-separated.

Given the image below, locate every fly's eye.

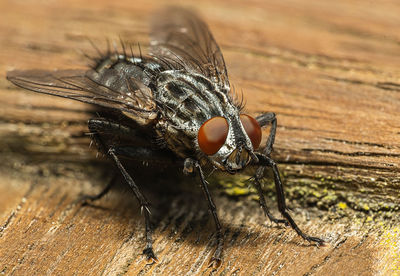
left=240, top=114, right=262, bottom=149
left=198, top=116, right=229, bottom=155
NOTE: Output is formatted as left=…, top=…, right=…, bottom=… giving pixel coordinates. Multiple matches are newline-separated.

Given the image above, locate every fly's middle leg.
left=184, top=158, right=223, bottom=268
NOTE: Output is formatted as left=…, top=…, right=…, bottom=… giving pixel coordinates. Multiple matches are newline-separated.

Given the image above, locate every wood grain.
left=0, top=0, right=399, bottom=275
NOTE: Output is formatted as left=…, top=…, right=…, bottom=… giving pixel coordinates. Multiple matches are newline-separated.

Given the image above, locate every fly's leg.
left=253, top=112, right=287, bottom=224
left=88, top=118, right=140, bottom=142
left=252, top=174, right=288, bottom=226
left=256, top=112, right=276, bottom=155
left=88, top=118, right=177, bottom=164
left=88, top=118, right=158, bottom=262
left=256, top=154, right=325, bottom=245
left=184, top=158, right=223, bottom=268
left=255, top=114, right=324, bottom=244
left=108, top=148, right=157, bottom=261
left=78, top=118, right=141, bottom=205
left=79, top=174, right=117, bottom=205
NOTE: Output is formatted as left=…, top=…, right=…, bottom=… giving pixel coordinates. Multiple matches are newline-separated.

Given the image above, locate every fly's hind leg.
left=87, top=117, right=159, bottom=262
left=78, top=118, right=142, bottom=204
left=108, top=148, right=157, bottom=262
left=78, top=174, right=117, bottom=205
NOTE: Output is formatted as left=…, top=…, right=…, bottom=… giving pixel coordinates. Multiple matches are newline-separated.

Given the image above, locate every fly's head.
left=197, top=106, right=262, bottom=173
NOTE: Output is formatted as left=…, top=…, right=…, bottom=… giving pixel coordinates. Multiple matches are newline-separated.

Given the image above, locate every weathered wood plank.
left=0, top=0, right=399, bottom=275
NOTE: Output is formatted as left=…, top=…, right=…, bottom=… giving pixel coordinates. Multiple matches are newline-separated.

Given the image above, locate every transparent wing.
left=150, top=7, right=230, bottom=92
left=7, top=69, right=158, bottom=124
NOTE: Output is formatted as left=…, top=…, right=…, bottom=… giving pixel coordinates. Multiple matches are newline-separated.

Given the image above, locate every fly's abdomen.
left=86, top=53, right=163, bottom=126
left=91, top=53, right=162, bottom=91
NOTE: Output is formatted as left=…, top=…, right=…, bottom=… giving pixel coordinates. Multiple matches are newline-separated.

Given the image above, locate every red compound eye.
left=240, top=114, right=262, bottom=149
left=198, top=116, right=229, bottom=155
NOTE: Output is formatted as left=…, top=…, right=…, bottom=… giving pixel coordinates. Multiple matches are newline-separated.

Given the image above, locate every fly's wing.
left=7, top=68, right=158, bottom=125
left=150, top=7, right=230, bottom=92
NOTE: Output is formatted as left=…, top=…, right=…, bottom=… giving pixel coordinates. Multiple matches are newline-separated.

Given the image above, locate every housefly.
left=7, top=7, right=324, bottom=267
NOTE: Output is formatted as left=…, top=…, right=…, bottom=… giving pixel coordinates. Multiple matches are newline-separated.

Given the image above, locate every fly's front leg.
left=252, top=170, right=288, bottom=226
left=253, top=112, right=287, bottom=224
left=256, top=154, right=325, bottom=245
left=256, top=112, right=276, bottom=156
left=255, top=114, right=324, bottom=244
left=184, top=158, right=223, bottom=268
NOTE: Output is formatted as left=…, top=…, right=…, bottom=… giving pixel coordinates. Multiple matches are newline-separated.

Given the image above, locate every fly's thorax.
left=154, top=70, right=255, bottom=169
left=153, top=70, right=227, bottom=157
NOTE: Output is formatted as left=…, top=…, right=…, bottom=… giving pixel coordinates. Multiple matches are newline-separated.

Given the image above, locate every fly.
left=7, top=7, right=324, bottom=267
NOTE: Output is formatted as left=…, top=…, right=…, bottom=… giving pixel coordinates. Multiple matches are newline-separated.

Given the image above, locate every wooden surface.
left=0, top=0, right=399, bottom=275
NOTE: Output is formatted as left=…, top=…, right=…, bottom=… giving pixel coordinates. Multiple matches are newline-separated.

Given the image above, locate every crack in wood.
left=376, top=82, right=400, bottom=92
left=352, top=227, right=373, bottom=250
left=321, top=137, right=396, bottom=150
left=277, top=125, right=341, bottom=134
left=323, top=75, right=400, bottom=93
left=0, top=211, right=15, bottom=237
left=222, top=44, right=383, bottom=75
left=0, top=180, right=38, bottom=237
left=302, top=237, right=348, bottom=276
left=281, top=160, right=395, bottom=171
left=302, top=148, right=400, bottom=158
